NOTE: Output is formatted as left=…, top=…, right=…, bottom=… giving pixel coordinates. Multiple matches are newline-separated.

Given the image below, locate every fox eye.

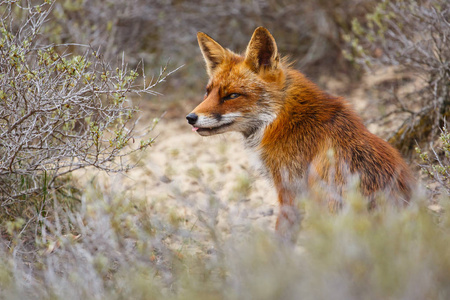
left=223, top=93, right=241, bottom=101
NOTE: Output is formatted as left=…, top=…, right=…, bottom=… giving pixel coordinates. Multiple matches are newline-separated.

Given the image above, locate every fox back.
left=187, top=27, right=414, bottom=238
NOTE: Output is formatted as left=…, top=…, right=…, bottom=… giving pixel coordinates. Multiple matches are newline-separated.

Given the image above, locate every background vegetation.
left=0, top=0, right=449, bottom=299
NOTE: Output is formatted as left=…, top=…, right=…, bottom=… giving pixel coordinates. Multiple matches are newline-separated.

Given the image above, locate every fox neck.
left=243, top=70, right=328, bottom=149
left=242, top=69, right=343, bottom=180
left=242, top=110, right=277, bottom=148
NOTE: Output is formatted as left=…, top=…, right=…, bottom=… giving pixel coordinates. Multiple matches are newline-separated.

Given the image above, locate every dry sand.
left=91, top=116, right=279, bottom=242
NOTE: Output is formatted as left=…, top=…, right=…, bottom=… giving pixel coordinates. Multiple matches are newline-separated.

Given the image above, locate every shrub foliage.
left=344, top=0, right=450, bottom=153
left=0, top=1, right=171, bottom=204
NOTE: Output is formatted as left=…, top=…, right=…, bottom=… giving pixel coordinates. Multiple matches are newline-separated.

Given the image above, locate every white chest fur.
left=243, top=127, right=271, bottom=180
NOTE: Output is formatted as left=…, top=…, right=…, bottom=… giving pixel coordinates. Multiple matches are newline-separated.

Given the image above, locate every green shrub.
left=0, top=1, right=173, bottom=206
left=344, top=0, right=450, bottom=154
left=416, top=127, right=450, bottom=196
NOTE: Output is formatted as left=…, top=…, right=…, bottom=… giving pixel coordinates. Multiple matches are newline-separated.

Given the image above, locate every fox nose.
left=186, top=113, right=198, bottom=125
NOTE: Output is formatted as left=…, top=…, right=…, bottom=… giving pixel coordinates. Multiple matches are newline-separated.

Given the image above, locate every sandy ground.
left=99, top=116, right=279, bottom=240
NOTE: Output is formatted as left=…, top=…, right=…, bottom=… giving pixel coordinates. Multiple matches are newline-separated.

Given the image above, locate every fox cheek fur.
left=187, top=75, right=279, bottom=137
left=187, top=27, right=415, bottom=240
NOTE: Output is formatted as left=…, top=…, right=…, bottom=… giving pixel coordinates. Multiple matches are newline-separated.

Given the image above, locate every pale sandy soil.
left=126, top=118, right=278, bottom=232
left=82, top=116, right=279, bottom=247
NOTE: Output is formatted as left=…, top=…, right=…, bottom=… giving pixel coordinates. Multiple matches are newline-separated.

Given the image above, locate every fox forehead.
left=207, top=59, right=260, bottom=92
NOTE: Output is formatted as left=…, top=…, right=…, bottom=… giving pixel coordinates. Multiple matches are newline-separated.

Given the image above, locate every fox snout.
left=186, top=113, right=198, bottom=125
left=186, top=110, right=241, bottom=136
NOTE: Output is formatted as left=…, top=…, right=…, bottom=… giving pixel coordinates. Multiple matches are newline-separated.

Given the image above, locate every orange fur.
left=187, top=27, right=414, bottom=239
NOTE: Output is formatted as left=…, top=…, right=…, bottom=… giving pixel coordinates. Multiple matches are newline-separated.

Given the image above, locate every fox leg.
left=275, top=187, right=301, bottom=242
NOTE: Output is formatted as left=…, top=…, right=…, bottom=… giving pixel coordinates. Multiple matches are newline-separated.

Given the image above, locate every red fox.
left=186, top=27, right=414, bottom=238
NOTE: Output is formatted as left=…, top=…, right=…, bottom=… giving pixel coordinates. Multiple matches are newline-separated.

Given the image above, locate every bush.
left=0, top=2, right=173, bottom=206
left=416, top=127, right=450, bottom=196
left=344, top=0, right=450, bottom=154
left=1, top=178, right=449, bottom=299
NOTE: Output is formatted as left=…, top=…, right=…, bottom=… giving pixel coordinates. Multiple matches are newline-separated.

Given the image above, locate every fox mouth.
left=192, top=121, right=234, bottom=135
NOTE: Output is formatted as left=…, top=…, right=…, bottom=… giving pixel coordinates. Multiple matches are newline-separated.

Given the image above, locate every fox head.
left=186, top=27, right=286, bottom=137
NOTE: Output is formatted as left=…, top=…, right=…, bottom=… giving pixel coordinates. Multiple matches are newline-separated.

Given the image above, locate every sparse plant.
left=344, top=0, right=450, bottom=153
left=416, top=126, right=450, bottom=195
left=0, top=1, right=175, bottom=206
left=231, top=173, right=252, bottom=202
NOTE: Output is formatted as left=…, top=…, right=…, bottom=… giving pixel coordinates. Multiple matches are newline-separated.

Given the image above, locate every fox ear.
left=197, top=32, right=227, bottom=76
left=245, top=27, right=279, bottom=72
